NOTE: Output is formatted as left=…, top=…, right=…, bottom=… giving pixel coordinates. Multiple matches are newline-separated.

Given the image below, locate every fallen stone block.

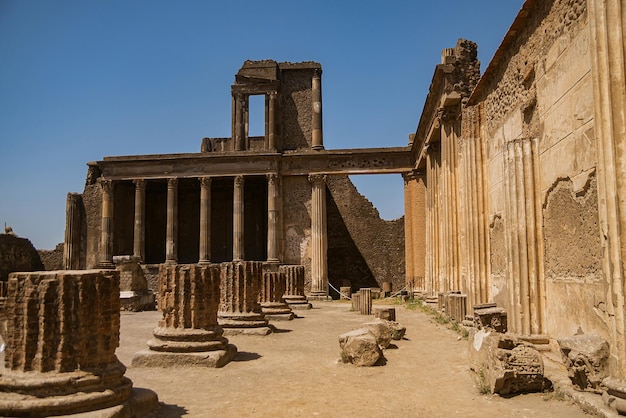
left=362, top=319, right=392, bottom=349
left=374, top=307, right=396, bottom=321
left=468, top=329, right=550, bottom=395
left=558, top=334, right=609, bottom=393
left=339, top=328, right=384, bottom=367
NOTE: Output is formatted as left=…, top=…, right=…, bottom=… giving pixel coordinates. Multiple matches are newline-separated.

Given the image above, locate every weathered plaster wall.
left=471, top=0, right=603, bottom=339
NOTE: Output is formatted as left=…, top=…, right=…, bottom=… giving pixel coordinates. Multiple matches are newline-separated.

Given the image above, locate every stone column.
left=281, top=264, right=311, bottom=309
left=99, top=179, right=114, bottom=268
left=133, top=179, right=146, bottom=262
left=166, top=178, right=178, bottom=264
left=403, top=172, right=415, bottom=291
left=0, top=270, right=156, bottom=416
left=260, top=270, right=294, bottom=320
left=199, top=177, right=212, bottom=264
left=426, top=144, right=441, bottom=296
left=218, top=261, right=271, bottom=335
left=358, top=288, right=372, bottom=315
left=588, top=0, right=626, bottom=410
left=503, top=138, right=545, bottom=336
left=267, top=173, right=280, bottom=263
left=63, top=193, right=82, bottom=270
left=309, top=174, right=328, bottom=298
left=132, top=264, right=237, bottom=367
left=413, top=172, right=427, bottom=291
left=233, top=175, right=245, bottom=261
left=268, top=91, right=277, bottom=150
left=234, top=93, right=246, bottom=151
left=311, top=69, right=324, bottom=150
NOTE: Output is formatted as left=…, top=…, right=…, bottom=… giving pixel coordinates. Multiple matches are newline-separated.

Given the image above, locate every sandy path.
left=118, top=301, right=589, bottom=417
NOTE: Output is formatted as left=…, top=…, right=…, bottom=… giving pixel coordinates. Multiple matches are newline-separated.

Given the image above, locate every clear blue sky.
left=0, top=0, right=523, bottom=250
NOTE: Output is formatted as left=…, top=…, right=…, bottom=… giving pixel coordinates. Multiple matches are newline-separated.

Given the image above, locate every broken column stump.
left=374, top=307, right=396, bottom=321
left=340, top=286, right=351, bottom=300
left=280, top=264, right=311, bottom=310
left=445, top=292, right=467, bottom=323
left=351, top=293, right=360, bottom=311
left=558, top=334, right=609, bottom=393
left=218, top=261, right=272, bottom=335
left=259, top=270, right=294, bottom=321
left=132, top=264, right=237, bottom=367
left=468, top=329, right=550, bottom=395
left=0, top=270, right=158, bottom=417
left=358, top=288, right=372, bottom=315
left=473, top=303, right=507, bottom=333
left=113, top=255, right=155, bottom=311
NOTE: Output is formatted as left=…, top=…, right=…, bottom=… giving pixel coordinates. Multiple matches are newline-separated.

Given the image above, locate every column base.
left=131, top=345, right=237, bottom=368
left=218, top=312, right=272, bottom=335
left=312, top=145, right=325, bottom=151
left=603, top=378, right=626, bottom=414
left=98, top=261, right=115, bottom=270
left=261, top=302, right=295, bottom=321
left=284, top=294, right=312, bottom=310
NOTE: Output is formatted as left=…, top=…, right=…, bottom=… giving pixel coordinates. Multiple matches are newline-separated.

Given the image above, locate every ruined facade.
left=407, top=0, right=626, bottom=409
left=66, top=60, right=411, bottom=298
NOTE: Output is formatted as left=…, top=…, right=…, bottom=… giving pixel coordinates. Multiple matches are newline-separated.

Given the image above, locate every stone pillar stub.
left=132, top=264, right=237, bottom=367
left=280, top=264, right=312, bottom=310
left=0, top=270, right=157, bottom=417
left=260, top=270, right=294, bottom=321
left=218, top=261, right=272, bottom=335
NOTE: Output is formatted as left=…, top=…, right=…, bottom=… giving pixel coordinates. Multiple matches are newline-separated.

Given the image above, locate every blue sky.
left=0, top=0, right=523, bottom=249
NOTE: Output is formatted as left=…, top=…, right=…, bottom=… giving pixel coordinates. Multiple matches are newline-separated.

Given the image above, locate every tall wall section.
left=468, top=0, right=601, bottom=338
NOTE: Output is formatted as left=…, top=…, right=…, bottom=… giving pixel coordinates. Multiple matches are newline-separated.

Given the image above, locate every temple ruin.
left=0, top=0, right=625, bottom=415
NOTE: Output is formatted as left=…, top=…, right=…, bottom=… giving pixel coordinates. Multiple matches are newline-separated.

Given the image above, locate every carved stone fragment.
left=558, top=334, right=609, bottom=393
left=338, top=328, right=384, bottom=367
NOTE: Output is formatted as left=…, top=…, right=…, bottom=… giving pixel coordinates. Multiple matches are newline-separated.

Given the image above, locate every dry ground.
left=118, top=301, right=590, bottom=418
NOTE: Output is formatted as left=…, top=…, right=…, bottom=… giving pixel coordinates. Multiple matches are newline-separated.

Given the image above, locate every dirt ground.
left=118, top=301, right=590, bottom=418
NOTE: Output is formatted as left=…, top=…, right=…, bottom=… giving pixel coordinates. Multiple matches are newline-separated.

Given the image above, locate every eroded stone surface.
left=559, top=334, right=609, bottom=393
left=339, top=328, right=383, bottom=367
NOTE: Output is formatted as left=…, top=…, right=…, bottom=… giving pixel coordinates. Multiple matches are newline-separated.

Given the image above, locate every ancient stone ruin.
left=0, top=270, right=157, bottom=416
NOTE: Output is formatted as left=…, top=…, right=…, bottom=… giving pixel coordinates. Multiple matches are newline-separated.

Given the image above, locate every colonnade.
left=232, top=91, right=279, bottom=152
left=97, top=173, right=329, bottom=296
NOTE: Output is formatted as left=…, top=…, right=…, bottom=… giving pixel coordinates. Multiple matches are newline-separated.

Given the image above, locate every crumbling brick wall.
left=0, top=234, right=44, bottom=281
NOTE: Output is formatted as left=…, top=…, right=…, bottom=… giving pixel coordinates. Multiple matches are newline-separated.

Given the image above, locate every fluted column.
left=166, top=178, right=178, bottom=264
left=133, top=179, right=146, bottom=262
left=503, top=138, right=545, bottom=336
left=426, top=144, right=441, bottom=295
left=63, top=193, right=82, bottom=270
left=309, top=174, right=328, bottom=297
left=403, top=172, right=415, bottom=289
left=99, top=179, right=114, bottom=268
left=280, top=264, right=311, bottom=309
left=412, top=171, right=427, bottom=291
left=267, top=173, right=280, bottom=263
left=588, top=0, right=626, bottom=403
left=233, top=175, right=245, bottom=261
left=199, top=177, right=212, bottom=264
left=311, top=69, right=324, bottom=150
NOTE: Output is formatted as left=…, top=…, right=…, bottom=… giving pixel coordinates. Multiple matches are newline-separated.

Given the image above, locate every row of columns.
left=99, top=174, right=283, bottom=267
left=98, top=173, right=329, bottom=297
left=232, top=91, right=279, bottom=152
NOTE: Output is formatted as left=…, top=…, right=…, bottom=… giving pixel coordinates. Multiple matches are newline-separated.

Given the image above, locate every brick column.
left=260, top=270, right=294, bottom=320
left=0, top=270, right=150, bottom=416
left=132, top=264, right=237, bottom=367
left=218, top=261, right=271, bottom=335
left=280, top=264, right=311, bottom=309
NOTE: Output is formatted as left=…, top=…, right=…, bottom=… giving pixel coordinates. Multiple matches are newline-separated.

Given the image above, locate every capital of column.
left=234, top=175, right=245, bottom=187
left=308, top=174, right=327, bottom=185
left=267, top=173, right=279, bottom=186
left=100, top=178, right=114, bottom=194
left=133, top=178, right=146, bottom=190
left=167, top=178, right=178, bottom=189
left=200, top=176, right=212, bottom=188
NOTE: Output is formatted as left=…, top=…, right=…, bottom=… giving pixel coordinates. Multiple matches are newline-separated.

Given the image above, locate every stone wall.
left=38, top=242, right=64, bottom=271
left=326, top=176, right=405, bottom=294
left=282, top=176, right=313, bottom=289
left=280, top=65, right=316, bottom=151
left=0, top=234, right=44, bottom=281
